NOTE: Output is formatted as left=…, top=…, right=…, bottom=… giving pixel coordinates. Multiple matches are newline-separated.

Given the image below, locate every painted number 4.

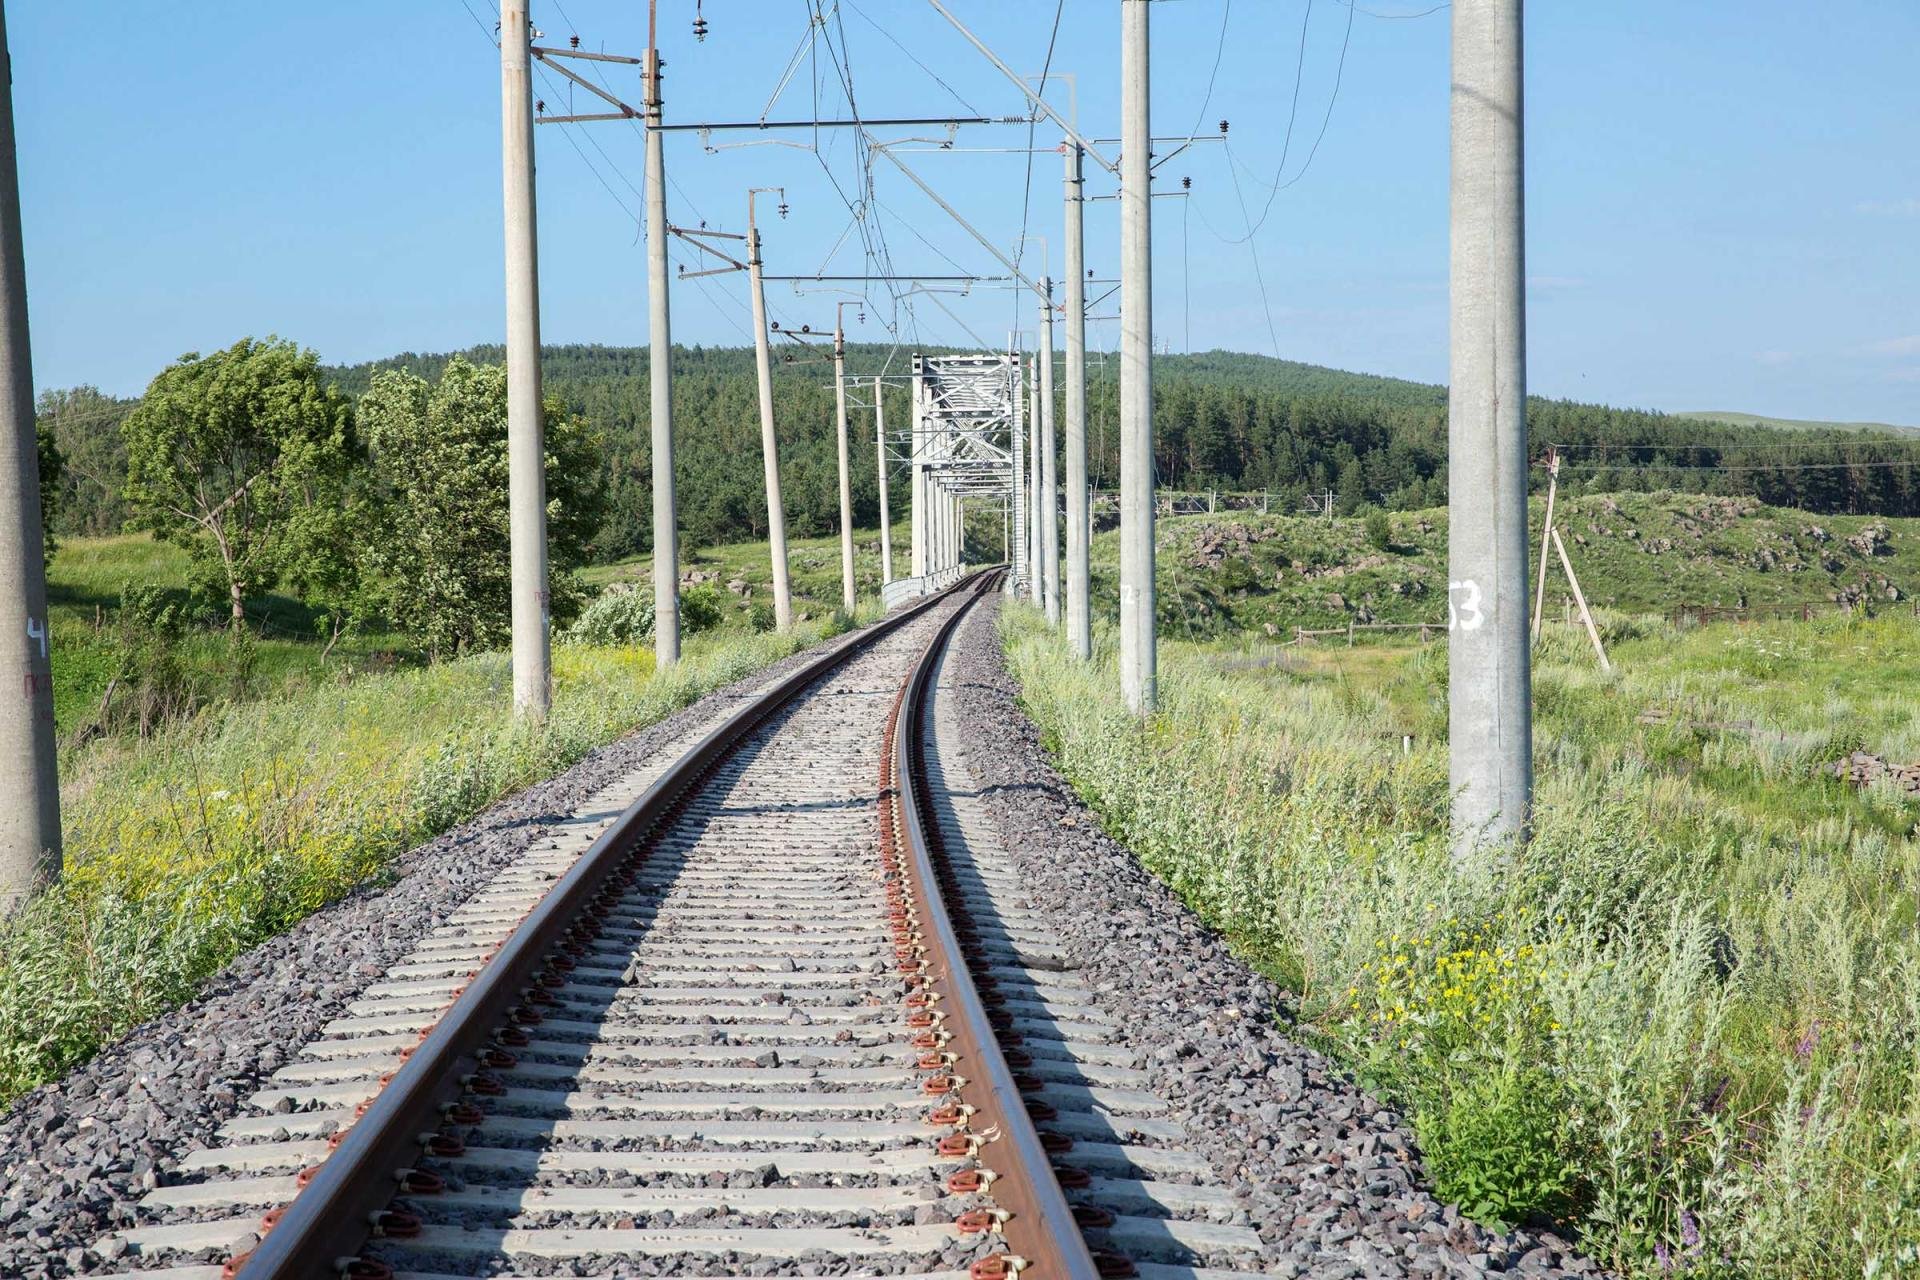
left=1447, top=580, right=1486, bottom=632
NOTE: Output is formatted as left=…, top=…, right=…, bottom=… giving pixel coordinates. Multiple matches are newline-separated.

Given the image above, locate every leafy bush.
left=1364, top=508, right=1393, bottom=552
left=681, top=584, right=726, bottom=634
left=1418, top=1064, right=1583, bottom=1227
left=89, top=583, right=198, bottom=737
left=564, top=583, right=655, bottom=646
left=746, top=601, right=776, bottom=633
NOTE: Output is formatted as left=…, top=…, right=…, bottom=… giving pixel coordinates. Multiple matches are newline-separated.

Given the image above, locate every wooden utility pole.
left=1530, top=447, right=1610, bottom=671
left=1529, top=445, right=1558, bottom=643
left=1551, top=526, right=1611, bottom=672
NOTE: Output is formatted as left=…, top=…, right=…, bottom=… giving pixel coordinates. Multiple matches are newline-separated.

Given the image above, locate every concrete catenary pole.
left=1038, top=281, right=1060, bottom=626
left=1008, top=348, right=1027, bottom=596
left=1062, top=144, right=1091, bottom=659
left=0, top=0, right=60, bottom=908
left=928, top=476, right=941, bottom=574
left=874, top=376, right=893, bottom=585
left=1119, top=0, right=1157, bottom=713
left=1027, top=357, right=1043, bottom=604
left=746, top=190, right=794, bottom=630
left=502, top=0, right=551, bottom=719
left=642, top=19, right=679, bottom=667
left=832, top=320, right=855, bottom=613
left=939, top=487, right=952, bottom=572
left=910, top=367, right=926, bottom=579
left=1448, top=0, right=1531, bottom=855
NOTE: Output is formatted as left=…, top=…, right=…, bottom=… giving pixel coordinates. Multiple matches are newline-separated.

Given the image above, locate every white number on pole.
left=1447, top=580, right=1486, bottom=632
left=25, top=615, right=47, bottom=659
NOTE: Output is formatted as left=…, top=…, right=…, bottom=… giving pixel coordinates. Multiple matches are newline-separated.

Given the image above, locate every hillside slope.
left=1680, top=410, right=1920, bottom=436
left=1106, top=492, right=1920, bottom=636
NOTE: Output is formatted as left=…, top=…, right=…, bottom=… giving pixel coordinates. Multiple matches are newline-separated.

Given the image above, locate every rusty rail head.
left=230, top=573, right=986, bottom=1280
left=887, top=569, right=1103, bottom=1280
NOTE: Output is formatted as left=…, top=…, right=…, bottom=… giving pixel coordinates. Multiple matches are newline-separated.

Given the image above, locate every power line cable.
left=1222, top=133, right=1281, bottom=358
left=1552, top=460, right=1920, bottom=474
left=455, top=0, right=497, bottom=46
left=1553, top=439, right=1920, bottom=454
left=1332, top=0, right=1447, bottom=18
left=1227, top=0, right=1355, bottom=236
left=1179, top=0, right=1233, bottom=147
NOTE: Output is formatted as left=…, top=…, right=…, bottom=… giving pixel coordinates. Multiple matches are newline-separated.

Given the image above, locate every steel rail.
left=231, top=573, right=986, bottom=1280
left=884, top=569, right=1103, bottom=1280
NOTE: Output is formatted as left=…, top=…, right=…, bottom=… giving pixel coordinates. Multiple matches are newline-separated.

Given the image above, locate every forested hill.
left=42, top=343, right=1920, bottom=560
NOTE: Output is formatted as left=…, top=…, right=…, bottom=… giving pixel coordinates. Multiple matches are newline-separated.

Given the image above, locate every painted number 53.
left=1447, top=580, right=1486, bottom=632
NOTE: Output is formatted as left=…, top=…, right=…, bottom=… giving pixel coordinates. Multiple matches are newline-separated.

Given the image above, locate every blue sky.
left=12, top=1, right=1919, bottom=423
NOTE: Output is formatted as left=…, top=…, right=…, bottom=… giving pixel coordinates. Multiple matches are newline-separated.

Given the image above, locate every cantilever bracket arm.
left=922, top=0, right=1117, bottom=175
left=868, top=141, right=1049, bottom=304
left=532, top=50, right=640, bottom=117
left=668, top=225, right=749, bottom=273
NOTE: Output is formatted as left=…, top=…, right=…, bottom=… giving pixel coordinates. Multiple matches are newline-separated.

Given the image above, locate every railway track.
left=89, top=571, right=1268, bottom=1280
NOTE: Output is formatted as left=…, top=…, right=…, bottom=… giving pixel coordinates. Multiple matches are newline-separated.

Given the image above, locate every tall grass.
left=1003, top=606, right=1920, bottom=1278
left=0, top=624, right=839, bottom=1103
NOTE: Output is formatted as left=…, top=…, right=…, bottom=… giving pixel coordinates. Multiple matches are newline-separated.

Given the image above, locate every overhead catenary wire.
left=1010, top=1, right=1065, bottom=339
left=845, top=0, right=983, bottom=116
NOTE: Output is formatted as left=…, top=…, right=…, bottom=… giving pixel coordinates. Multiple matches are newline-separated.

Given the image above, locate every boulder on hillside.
left=1846, top=523, right=1893, bottom=557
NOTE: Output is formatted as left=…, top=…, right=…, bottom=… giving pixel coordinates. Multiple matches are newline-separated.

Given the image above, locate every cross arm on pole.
left=531, top=45, right=642, bottom=65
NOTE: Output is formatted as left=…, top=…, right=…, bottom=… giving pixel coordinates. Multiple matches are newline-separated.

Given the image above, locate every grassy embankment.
left=1008, top=502, right=1920, bottom=1277
left=583, top=524, right=912, bottom=626
left=45, top=534, right=414, bottom=735
left=1134, top=491, right=1920, bottom=640
left=46, top=527, right=918, bottom=737
left=0, top=532, right=887, bottom=1104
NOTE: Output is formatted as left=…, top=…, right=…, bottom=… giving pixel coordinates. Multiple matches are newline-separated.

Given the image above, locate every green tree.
left=360, top=357, right=606, bottom=659
left=35, top=416, right=62, bottom=555
left=121, top=338, right=358, bottom=628
left=37, top=385, right=136, bottom=538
